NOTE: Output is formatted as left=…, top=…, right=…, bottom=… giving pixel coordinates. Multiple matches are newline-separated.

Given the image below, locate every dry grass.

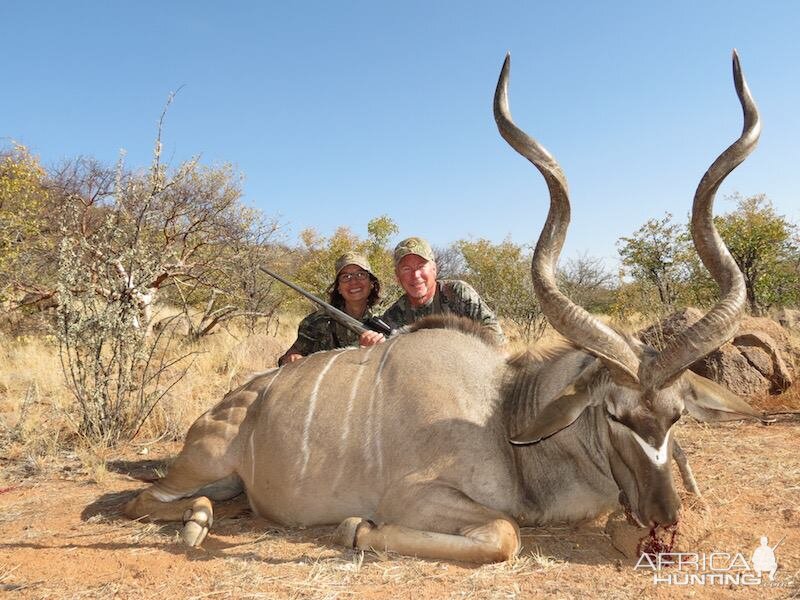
left=0, top=334, right=67, bottom=404
left=73, top=441, right=114, bottom=484
left=502, top=311, right=656, bottom=356
left=0, top=312, right=300, bottom=457
left=503, top=320, right=564, bottom=356
left=0, top=333, right=72, bottom=460
left=142, top=312, right=300, bottom=438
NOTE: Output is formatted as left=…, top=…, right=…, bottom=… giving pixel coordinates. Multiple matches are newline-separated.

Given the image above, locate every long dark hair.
left=328, top=273, right=381, bottom=311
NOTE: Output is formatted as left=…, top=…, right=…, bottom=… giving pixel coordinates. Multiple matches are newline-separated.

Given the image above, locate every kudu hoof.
left=181, top=506, right=213, bottom=547
left=335, top=517, right=375, bottom=549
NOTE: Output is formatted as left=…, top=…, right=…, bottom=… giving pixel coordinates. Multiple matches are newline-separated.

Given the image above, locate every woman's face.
left=337, top=264, right=372, bottom=305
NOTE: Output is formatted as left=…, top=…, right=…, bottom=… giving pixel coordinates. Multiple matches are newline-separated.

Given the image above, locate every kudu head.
left=495, top=51, right=763, bottom=528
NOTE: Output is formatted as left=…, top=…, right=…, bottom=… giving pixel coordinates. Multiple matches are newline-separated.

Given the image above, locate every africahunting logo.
left=634, top=535, right=786, bottom=586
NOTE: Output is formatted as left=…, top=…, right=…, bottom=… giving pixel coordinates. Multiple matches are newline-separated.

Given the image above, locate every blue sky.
left=4, top=1, right=799, bottom=267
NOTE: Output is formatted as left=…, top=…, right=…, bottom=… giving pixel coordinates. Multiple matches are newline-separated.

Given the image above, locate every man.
left=360, top=237, right=504, bottom=346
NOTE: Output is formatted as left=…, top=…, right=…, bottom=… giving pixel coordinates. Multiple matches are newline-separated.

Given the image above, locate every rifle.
left=771, top=536, right=785, bottom=551
left=260, top=266, right=393, bottom=337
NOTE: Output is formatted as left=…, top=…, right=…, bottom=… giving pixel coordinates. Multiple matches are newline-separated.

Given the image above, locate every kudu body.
left=125, top=52, right=762, bottom=563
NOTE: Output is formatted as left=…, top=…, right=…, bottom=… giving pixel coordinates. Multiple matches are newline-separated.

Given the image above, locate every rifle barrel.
left=260, top=266, right=368, bottom=335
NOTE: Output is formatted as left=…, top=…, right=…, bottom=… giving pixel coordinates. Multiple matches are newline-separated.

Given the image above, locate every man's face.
left=396, top=254, right=437, bottom=307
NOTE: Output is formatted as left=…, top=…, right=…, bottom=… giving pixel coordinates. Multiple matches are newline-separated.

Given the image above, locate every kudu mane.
left=408, top=314, right=502, bottom=347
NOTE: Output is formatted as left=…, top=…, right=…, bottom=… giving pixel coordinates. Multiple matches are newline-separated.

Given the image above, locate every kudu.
left=125, top=51, right=762, bottom=563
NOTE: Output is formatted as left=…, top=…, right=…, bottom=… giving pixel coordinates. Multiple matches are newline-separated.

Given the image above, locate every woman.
left=278, top=252, right=381, bottom=365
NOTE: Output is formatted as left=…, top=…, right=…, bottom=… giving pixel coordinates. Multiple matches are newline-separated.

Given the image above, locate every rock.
left=734, top=331, right=793, bottom=392
left=738, top=344, right=773, bottom=375
left=639, top=308, right=796, bottom=397
left=774, top=308, right=800, bottom=333
left=700, top=345, right=771, bottom=397
left=639, top=308, right=704, bottom=352
left=739, top=315, right=797, bottom=371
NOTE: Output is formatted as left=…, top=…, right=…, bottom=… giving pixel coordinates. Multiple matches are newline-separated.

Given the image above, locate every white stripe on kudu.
left=364, top=338, right=399, bottom=476
left=299, top=350, right=346, bottom=479
left=249, top=430, right=256, bottom=487
left=246, top=368, right=283, bottom=489
left=331, top=346, right=376, bottom=490
left=341, top=346, right=375, bottom=445
left=260, top=367, right=282, bottom=396
left=631, top=427, right=672, bottom=466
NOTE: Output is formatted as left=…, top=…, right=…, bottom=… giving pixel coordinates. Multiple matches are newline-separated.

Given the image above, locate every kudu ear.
left=510, top=358, right=602, bottom=445
left=509, top=386, right=593, bottom=445
left=682, top=371, right=764, bottom=422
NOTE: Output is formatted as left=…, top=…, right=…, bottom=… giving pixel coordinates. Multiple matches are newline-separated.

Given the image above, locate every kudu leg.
left=126, top=492, right=215, bottom=546
left=672, top=438, right=701, bottom=496
left=336, top=483, right=520, bottom=563
left=124, top=439, right=243, bottom=547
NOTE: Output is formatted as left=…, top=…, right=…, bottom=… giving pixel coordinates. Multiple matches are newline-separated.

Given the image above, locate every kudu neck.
left=501, top=349, right=615, bottom=521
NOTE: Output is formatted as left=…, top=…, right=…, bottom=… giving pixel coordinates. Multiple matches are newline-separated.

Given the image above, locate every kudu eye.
left=605, top=407, right=623, bottom=426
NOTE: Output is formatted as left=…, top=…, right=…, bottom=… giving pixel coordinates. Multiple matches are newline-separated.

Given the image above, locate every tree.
left=433, top=243, right=467, bottom=280
left=1, top=94, right=287, bottom=337
left=140, top=163, right=284, bottom=339
left=292, top=226, right=362, bottom=307
left=53, top=112, right=285, bottom=442
left=617, top=213, right=689, bottom=308
left=56, top=201, right=195, bottom=444
left=457, top=238, right=546, bottom=341
left=557, top=252, right=616, bottom=313
left=0, top=144, right=53, bottom=307
left=364, top=215, right=401, bottom=305
left=291, top=216, right=400, bottom=313
left=617, top=195, right=799, bottom=317
left=713, top=194, right=799, bottom=314
left=8, top=148, right=285, bottom=339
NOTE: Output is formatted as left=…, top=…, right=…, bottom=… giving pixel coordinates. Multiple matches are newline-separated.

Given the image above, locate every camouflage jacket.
left=381, top=280, right=505, bottom=345
left=280, top=307, right=377, bottom=363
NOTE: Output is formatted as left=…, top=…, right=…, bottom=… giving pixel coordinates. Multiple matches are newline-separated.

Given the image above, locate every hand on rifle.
left=278, top=348, right=305, bottom=366
left=360, top=330, right=386, bottom=347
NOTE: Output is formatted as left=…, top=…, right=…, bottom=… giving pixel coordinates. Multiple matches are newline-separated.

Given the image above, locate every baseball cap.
left=393, top=237, right=435, bottom=266
left=334, top=252, right=374, bottom=277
